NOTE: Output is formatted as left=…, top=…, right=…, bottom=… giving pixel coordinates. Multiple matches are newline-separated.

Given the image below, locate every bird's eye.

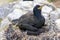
left=38, top=6, right=42, bottom=10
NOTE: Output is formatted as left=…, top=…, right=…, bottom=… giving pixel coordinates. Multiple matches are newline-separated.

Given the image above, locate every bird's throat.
left=34, top=12, right=42, bottom=19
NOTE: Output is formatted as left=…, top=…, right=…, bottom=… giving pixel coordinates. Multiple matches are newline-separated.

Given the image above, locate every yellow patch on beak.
left=38, top=6, right=42, bottom=10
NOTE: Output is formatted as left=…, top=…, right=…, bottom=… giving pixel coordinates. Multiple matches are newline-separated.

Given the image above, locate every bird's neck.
left=34, top=11, right=42, bottom=19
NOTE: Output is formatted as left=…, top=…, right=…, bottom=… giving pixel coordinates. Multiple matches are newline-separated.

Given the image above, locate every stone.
left=55, top=19, right=60, bottom=30
left=7, top=8, right=25, bottom=21
left=42, top=5, right=53, bottom=13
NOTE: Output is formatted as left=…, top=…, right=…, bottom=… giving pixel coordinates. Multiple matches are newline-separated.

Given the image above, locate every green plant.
left=47, top=0, right=55, bottom=3
left=0, top=18, right=2, bottom=23
left=8, top=0, right=15, bottom=2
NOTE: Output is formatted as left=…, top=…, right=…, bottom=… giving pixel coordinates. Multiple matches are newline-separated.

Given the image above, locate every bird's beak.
left=38, top=6, right=43, bottom=10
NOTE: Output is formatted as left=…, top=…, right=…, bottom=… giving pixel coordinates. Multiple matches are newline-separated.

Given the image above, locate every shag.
left=17, top=5, right=45, bottom=35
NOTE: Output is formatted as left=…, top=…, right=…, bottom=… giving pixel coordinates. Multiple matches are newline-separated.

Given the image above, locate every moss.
left=8, top=0, right=15, bottom=2
left=47, top=0, right=55, bottom=3
left=0, top=18, right=2, bottom=23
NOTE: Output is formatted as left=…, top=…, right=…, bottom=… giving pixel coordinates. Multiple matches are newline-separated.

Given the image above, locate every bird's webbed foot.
left=19, top=23, right=38, bottom=32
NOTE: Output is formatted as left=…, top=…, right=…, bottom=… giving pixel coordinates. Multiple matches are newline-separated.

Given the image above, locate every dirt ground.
left=53, top=0, right=60, bottom=8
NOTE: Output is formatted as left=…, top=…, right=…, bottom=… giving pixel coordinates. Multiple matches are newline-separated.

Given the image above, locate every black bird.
left=15, top=5, right=45, bottom=35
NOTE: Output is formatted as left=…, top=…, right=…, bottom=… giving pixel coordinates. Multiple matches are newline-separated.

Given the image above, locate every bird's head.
left=33, top=5, right=42, bottom=11
left=33, top=5, right=43, bottom=18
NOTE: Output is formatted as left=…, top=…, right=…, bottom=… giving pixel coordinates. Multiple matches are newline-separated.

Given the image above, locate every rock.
left=56, top=8, right=60, bottom=18
left=0, top=18, right=11, bottom=27
left=13, top=4, right=21, bottom=9
left=18, top=1, right=33, bottom=11
left=42, top=5, right=53, bottom=25
left=7, top=1, right=34, bottom=21
left=55, top=19, right=60, bottom=30
left=7, top=8, right=25, bottom=21
left=0, top=3, right=14, bottom=19
left=34, top=0, right=48, bottom=6
left=42, top=5, right=53, bottom=13
left=0, top=7, right=10, bottom=18
left=50, top=8, right=60, bottom=20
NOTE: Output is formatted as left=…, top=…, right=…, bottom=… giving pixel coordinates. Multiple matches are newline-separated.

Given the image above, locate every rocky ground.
left=0, top=0, right=60, bottom=40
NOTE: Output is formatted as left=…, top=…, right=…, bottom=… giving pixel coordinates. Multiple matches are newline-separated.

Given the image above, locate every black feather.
left=14, top=5, right=45, bottom=35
